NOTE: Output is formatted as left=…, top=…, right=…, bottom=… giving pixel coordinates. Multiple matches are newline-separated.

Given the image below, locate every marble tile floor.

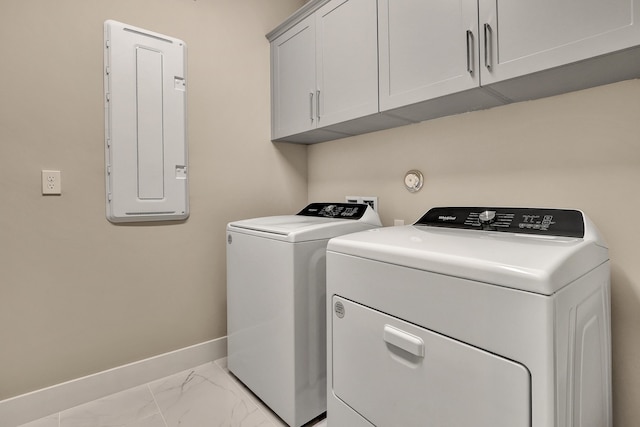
left=18, top=358, right=327, bottom=427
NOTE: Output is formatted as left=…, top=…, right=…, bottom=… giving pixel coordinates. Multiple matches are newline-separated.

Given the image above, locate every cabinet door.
left=479, top=0, right=640, bottom=85
left=271, top=15, right=317, bottom=140
left=378, top=0, right=480, bottom=112
left=316, top=0, right=379, bottom=128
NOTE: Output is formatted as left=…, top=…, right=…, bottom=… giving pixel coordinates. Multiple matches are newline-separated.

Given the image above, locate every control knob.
left=479, top=210, right=496, bottom=228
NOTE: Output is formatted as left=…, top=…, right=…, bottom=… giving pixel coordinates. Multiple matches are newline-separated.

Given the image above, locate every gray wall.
left=0, top=0, right=307, bottom=400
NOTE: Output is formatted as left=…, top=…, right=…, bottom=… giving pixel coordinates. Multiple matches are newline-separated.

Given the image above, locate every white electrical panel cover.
left=104, top=20, right=188, bottom=223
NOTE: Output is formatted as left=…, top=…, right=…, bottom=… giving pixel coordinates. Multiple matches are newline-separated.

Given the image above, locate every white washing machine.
left=326, top=207, right=611, bottom=427
left=227, top=202, right=381, bottom=427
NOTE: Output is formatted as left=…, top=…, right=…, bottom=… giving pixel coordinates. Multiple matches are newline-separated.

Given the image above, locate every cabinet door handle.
left=466, top=30, right=474, bottom=75
left=316, top=89, right=321, bottom=120
left=484, top=23, right=493, bottom=70
left=309, top=92, right=314, bottom=122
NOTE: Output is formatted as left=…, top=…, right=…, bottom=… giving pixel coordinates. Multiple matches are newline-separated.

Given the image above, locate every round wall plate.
left=404, top=170, right=424, bottom=193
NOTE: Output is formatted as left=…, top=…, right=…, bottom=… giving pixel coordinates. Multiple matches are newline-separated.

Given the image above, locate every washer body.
left=326, top=207, right=611, bottom=427
left=227, top=203, right=381, bottom=427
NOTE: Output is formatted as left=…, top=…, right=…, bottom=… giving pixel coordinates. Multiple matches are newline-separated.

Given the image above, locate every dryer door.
left=331, top=296, right=531, bottom=427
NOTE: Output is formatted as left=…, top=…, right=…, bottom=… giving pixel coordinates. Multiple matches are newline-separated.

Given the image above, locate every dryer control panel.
left=416, top=207, right=585, bottom=238
left=298, top=203, right=369, bottom=220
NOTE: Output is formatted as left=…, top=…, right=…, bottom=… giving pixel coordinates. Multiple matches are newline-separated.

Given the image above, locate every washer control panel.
left=416, top=207, right=585, bottom=238
left=298, top=202, right=369, bottom=220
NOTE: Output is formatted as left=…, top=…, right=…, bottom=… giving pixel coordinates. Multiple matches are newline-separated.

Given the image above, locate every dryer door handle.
left=383, top=324, right=425, bottom=357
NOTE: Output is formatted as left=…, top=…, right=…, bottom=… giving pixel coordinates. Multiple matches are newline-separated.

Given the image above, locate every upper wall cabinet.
left=479, top=0, right=640, bottom=100
left=270, top=0, right=379, bottom=142
left=317, top=0, right=379, bottom=127
left=270, top=14, right=317, bottom=139
left=268, top=0, right=640, bottom=143
left=479, top=0, right=639, bottom=83
left=378, top=0, right=505, bottom=122
left=379, top=0, right=480, bottom=109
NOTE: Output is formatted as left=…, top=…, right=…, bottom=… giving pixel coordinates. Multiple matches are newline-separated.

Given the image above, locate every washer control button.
left=479, top=210, right=496, bottom=225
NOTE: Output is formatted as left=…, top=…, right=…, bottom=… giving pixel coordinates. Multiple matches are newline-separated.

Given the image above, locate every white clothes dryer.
left=326, top=207, right=611, bottom=427
left=227, top=203, right=381, bottom=427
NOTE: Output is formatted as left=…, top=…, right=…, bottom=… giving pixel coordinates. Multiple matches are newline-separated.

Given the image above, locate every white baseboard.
left=1, top=337, right=227, bottom=427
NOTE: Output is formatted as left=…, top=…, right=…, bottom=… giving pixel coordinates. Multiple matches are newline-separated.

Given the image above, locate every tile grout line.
left=147, top=384, right=169, bottom=427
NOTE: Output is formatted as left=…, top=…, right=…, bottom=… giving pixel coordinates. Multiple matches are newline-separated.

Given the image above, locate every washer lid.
left=327, top=207, right=608, bottom=295
left=228, top=203, right=382, bottom=242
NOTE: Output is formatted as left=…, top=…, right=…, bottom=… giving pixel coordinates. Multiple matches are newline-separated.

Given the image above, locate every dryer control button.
left=479, top=210, right=496, bottom=224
